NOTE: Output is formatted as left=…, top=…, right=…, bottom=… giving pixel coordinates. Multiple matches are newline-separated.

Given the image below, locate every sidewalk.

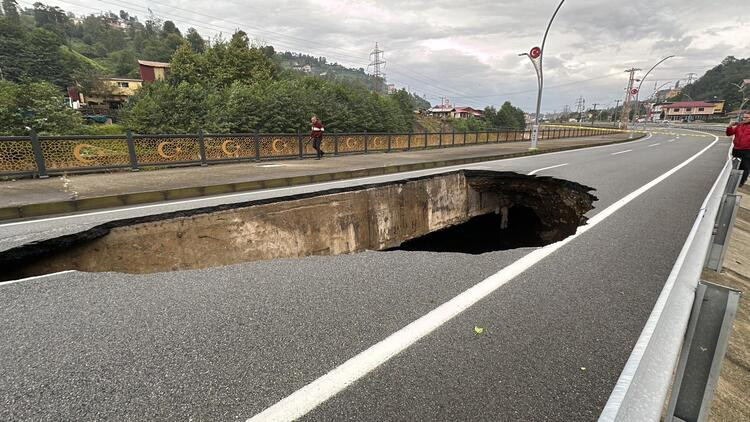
left=706, top=183, right=750, bottom=421
left=0, top=134, right=641, bottom=220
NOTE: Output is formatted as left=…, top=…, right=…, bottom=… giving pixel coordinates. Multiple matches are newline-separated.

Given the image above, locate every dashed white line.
left=647, top=143, right=661, bottom=148
left=667, top=139, right=676, bottom=143
left=246, top=136, right=720, bottom=422
left=527, top=163, right=569, bottom=175
left=610, top=149, right=633, bottom=156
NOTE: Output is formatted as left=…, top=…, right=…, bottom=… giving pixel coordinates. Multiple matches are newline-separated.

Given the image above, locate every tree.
left=2, top=0, right=19, bottom=23
left=162, top=20, right=180, bottom=36
left=185, top=27, right=204, bottom=53
left=0, top=80, right=85, bottom=135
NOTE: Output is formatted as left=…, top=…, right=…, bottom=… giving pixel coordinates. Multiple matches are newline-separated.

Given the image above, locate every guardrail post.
left=665, top=281, right=741, bottom=422
left=254, top=130, right=261, bottom=161
left=705, top=194, right=741, bottom=271
left=29, top=129, right=48, bottom=178
left=387, top=132, right=392, bottom=153
left=126, top=130, right=139, bottom=171
left=407, top=131, right=412, bottom=150
left=197, top=129, right=207, bottom=166
left=364, top=131, right=369, bottom=153
left=333, top=130, right=339, bottom=156
left=297, top=130, right=304, bottom=159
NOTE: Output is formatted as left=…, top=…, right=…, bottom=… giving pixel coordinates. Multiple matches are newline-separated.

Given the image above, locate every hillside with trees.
left=0, top=2, right=527, bottom=136
left=676, top=56, right=750, bottom=111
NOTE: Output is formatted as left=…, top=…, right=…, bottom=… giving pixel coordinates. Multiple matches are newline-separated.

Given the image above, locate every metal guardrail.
left=0, top=126, right=617, bottom=178
left=599, top=149, right=742, bottom=421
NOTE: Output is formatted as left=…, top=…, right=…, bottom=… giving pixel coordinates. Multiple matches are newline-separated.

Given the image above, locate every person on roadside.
left=727, top=111, right=750, bottom=187
left=310, top=115, right=325, bottom=159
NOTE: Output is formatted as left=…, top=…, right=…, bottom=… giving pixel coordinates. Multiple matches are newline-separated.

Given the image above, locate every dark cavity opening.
left=393, top=205, right=551, bottom=254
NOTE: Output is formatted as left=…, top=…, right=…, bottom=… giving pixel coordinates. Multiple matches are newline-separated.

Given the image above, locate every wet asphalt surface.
left=0, top=129, right=731, bottom=421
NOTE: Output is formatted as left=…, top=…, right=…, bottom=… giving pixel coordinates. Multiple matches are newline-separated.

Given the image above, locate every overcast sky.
left=35, top=0, right=750, bottom=112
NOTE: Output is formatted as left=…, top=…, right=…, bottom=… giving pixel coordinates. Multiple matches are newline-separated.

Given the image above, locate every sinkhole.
left=0, top=170, right=597, bottom=282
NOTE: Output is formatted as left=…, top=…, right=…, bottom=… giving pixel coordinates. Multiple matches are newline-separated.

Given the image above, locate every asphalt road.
left=0, top=128, right=730, bottom=421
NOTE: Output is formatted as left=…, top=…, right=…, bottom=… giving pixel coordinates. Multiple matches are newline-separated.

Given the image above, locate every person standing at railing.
left=727, top=111, right=750, bottom=187
left=310, top=116, right=325, bottom=159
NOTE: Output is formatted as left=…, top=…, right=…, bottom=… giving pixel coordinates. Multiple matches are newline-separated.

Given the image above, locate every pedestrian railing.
left=0, top=126, right=615, bottom=178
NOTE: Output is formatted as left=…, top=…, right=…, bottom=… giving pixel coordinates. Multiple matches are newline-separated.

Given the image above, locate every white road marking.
left=0, top=270, right=77, bottom=286
left=647, top=143, right=661, bottom=148
left=610, top=149, right=633, bottom=156
left=246, top=136, right=720, bottom=422
left=0, top=132, right=656, bottom=228
left=527, top=163, right=569, bottom=175
left=667, top=139, right=676, bottom=143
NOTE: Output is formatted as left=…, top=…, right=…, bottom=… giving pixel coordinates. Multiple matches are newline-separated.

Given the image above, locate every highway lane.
left=0, top=129, right=731, bottom=421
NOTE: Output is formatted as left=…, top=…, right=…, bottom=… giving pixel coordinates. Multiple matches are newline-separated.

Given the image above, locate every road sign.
left=530, top=47, right=541, bottom=59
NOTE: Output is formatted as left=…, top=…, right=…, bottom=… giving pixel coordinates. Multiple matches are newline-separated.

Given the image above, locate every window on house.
left=117, top=82, right=129, bottom=88
left=685, top=108, right=692, bottom=111
left=698, top=107, right=704, bottom=111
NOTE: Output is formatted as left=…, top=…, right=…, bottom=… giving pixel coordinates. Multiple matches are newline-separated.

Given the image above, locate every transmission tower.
left=368, top=42, right=386, bottom=92
left=685, top=72, right=697, bottom=85
left=575, top=96, right=586, bottom=122
left=621, top=67, right=641, bottom=128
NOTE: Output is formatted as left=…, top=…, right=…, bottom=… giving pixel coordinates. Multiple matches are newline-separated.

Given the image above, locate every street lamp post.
left=519, top=0, right=566, bottom=150
left=632, top=55, right=675, bottom=125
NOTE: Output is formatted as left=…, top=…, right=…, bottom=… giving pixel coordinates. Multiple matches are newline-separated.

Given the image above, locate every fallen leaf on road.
left=474, top=326, right=484, bottom=335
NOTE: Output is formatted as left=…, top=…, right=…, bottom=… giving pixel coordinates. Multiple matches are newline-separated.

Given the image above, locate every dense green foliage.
left=0, top=80, right=84, bottom=135
left=677, top=56, right=750, bottom=111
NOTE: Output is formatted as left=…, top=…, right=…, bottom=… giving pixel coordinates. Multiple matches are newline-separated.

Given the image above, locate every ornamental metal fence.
left=0, top=126, right=610, bottom=178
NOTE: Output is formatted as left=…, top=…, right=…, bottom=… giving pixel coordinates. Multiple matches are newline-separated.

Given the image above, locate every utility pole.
left=368, top=42, right=386, bottom=93
left=590, top=103, right=599, bottom=123
left=613, top=99, right=622, bottom=123
left=621, top=67, right=641, bottom=128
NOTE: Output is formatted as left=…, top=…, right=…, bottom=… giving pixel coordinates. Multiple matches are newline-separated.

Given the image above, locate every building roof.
left=666, top=101, right=715, bottom=108
left=101, top=77, right=143, bottom=82
left=428, top=106, right=455, bottom=113
left=137, top=60, right=171, bottom=68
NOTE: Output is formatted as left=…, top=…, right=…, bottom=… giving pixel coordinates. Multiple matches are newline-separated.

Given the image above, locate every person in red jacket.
left=727, top=111, right=750, bottom=186
left=310, top=115, right=325, bottom=159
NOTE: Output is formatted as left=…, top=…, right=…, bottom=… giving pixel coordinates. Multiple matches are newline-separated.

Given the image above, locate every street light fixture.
left=519, top=0, right=566, bottom=150
left=631, top=55, right=675, bottom=124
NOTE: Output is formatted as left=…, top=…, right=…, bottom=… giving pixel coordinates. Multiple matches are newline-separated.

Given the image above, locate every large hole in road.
left=0, top=170, right=597, bottom=281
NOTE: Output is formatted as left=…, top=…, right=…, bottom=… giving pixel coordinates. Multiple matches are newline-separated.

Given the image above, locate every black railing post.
left=452, top=129, right=455, bottom=146
left=198, top=129, right=207, bottom=166
left=126, top=130, right=139, bottom=171
left=254, top=130, right=261, bottom=161
left=439, top=131, right=443, bottom=147
left=464, top=129, right=468, bottom=145
left=407, top=131, right=412, bottom=150
left=387, top=132, right=392, bottom=152
left=424, top=130, right=428, bottom=149
left=297, top=130, right=303, bottom=159
left=364, top=131, right=368, bottom=153
left=334, top=130, right=339, bottom=156
left=29, top=129, right=48, bottom=178
left=475, top=130, right=479, bottom=144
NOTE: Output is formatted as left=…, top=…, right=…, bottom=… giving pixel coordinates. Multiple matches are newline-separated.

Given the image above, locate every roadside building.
left=78, top=77, right=143, bottom=114
left=427, top=104, right=455, bottom=118
left=663, top=101, right=717, bottom=121
left=453, top=106, right=483, bottom=119
left=138, top=60, right=170, bottom=82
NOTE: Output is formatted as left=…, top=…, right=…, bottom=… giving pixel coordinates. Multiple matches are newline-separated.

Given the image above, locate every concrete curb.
left=0, top=134, right=645, bottom=222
